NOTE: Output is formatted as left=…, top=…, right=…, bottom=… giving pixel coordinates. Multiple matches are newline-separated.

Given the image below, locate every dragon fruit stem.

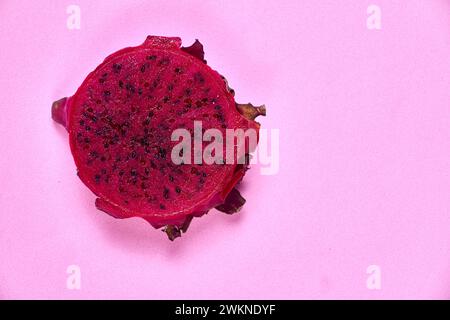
left=215, top=188, right=246, bottom=214
left=51, top=97, right=69, bottom=129
left=163, top=215, right=194, bottom=241
left=236, top=103, right=266, bottom=121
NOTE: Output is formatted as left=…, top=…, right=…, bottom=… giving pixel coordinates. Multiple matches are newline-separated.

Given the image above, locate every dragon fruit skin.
left=52, top=36, right=265, bottom=240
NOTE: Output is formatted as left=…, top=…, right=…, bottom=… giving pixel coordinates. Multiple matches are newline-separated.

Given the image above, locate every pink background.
left=1, top=0, right=450, bottom=299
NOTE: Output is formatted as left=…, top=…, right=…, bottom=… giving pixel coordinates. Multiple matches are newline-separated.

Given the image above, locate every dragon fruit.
left=52, top=36, right=265, bottom=240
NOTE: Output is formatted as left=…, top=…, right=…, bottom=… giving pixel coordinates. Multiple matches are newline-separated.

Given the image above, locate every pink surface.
left=1, top=0, right=450, bottom=299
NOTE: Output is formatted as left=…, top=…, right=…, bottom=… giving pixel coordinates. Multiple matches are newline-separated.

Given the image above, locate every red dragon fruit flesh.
left=52, top=36, right=265, bottom=240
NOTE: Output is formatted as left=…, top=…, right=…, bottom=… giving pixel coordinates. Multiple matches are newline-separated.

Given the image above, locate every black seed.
left=79, top=120, right=85, bottom=126
left=157, top=147, right=167, bottom=159
left=140, top=137, right=150, bottom=147
left=130, top=169, right=137, bottom=176
left=214, top=113, right=225, bottom=122
left=100, top=156, right=106, bottom=162
left=94, top=174, right=101, bottom=183
left=101, top=168, right=107, bottom=175
left=175, top=186, right=181, bottom=194
left=138, top=88, right=143, bottom=95
left=112, top=63, right=122, bottom=73
left=84, top=137, right=90, bottom=143
left=169, top=175, right=174, bottom=182
left=168, top=84, right=174, bottom=91
left=194, top=72, right=205, bottom=84
left=146, top=55, right=156, bottom=60
left=159, top=204, right=166, bottom=210
left=174, top=67, right=182, bottom=74
left=119, top=80, right=124, bottom=88
left=126, top=83, right=135, bottom=93
left=87, top=107, right=93, bottom=112
left=90, top=151, right=99, bottom=158
left=163, top=188, right=169, bottom=199
left=131, top=150, right=137, bottom=159
left=156, top=147, right=167, bottom=159
left=214, top=105, right=221, bottom=110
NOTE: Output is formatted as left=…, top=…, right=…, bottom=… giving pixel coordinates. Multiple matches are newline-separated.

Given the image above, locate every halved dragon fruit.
left=52, top=36, right=265, bottom=240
